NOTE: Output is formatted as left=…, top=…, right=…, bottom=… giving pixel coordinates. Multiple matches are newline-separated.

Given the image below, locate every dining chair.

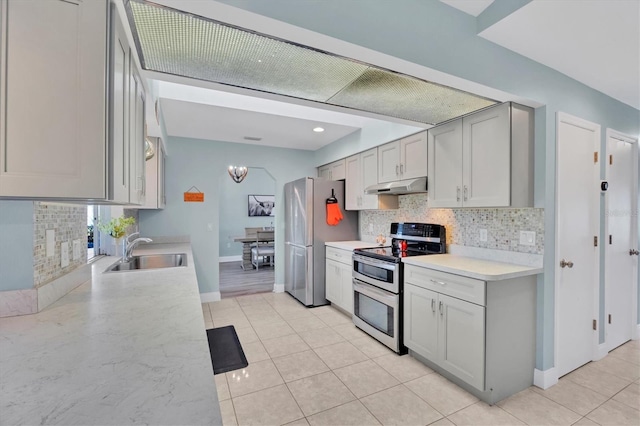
left=251, top=230, right=274, bottom=269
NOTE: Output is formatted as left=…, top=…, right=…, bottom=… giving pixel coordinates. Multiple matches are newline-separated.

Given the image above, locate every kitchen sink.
left=105, top=253, right=187, bottom=272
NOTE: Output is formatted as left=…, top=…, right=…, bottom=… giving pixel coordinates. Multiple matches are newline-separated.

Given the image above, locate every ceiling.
left=139, top=0, right=639, bottom=149
left=443, top=0, right=639, bottom=110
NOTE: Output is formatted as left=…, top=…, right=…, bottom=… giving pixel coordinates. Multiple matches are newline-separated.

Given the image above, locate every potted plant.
left=97, top=216, right=136, bottom=256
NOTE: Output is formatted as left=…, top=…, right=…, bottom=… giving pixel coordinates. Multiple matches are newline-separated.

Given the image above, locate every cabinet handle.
left=456, top=187, right=461, bottom=202
left=464, top=186, right=468, bottom=201
left=439, top=301, right=443, bottom=316
left=430, top=279, right=446, bottom=286
left=400, top=164, right=404, bottom=174
left=396, top=165, right=399, bottom=176
left=431, top=299, right=435, bottom=312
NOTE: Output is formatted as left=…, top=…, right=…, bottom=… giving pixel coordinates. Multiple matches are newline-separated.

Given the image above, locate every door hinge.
left=594, top=236, right=598, bottom=247
left=609, top=155, right=613, bottom=165
left=609, top=235, right=613, bottom=245
left=594, top=152, right=598, bottom=163
left=593, top=319, right=597, bottom=330
left=608, top=314, right=612, bottom=324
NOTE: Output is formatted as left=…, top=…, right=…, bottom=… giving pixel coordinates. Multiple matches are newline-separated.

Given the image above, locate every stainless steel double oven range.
left=352, top=223, right=446, bottom=354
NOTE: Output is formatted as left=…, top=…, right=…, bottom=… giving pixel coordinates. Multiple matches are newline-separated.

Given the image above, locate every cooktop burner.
left=353, top=222, right=446, bottom=263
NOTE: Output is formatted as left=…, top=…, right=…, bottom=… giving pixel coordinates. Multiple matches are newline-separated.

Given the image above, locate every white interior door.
left=605, top=130, right=638, bottom=351
left=555, top=112, right=600, bottom=377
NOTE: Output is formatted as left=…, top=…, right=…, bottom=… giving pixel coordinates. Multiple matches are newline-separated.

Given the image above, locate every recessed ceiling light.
left=313, top=127, right=325, bottom=133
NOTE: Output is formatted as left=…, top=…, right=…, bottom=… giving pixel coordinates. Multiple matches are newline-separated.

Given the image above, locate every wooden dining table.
left=233, top=234, right=275, bottom=270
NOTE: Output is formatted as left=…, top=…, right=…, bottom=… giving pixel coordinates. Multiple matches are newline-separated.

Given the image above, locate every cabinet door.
left=360, top=148, right=381, bottom=210
left=462, top=103, right=510, bottom=207
left=400, top=132, right=428, bottom=179
left=427, top=119, right=463, bottom=207
left=325, top=259, right=342, bottom=306
left=318, top=165, right=331, bottom=179
left=339, top=262, right=354, bottom=314
left=404, top=283, right=439, bottom=360
left=0, top=0, right=107, bottom=198
left=109, top=5, right=130, bottom=203
left=344, top=154, right=361, bottom=210
left=438, top=294, right=485, bottom=390
left=128, top=65, right=145, bottom=205
left=157, top=141, right=166, bottom=208
left=377, top=141, right=400, bottom=183
left=330, top=159, right=346, bottom=181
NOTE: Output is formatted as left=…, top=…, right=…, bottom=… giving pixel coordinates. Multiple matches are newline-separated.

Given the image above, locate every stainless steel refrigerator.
left=284, top=177, right=359, bottom=306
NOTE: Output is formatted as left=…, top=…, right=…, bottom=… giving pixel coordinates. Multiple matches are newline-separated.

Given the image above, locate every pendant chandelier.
left=228, top=165, right=248, bottom=183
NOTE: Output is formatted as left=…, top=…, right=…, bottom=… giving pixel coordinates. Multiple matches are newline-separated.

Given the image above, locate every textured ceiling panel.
left=328, top=69, right=496, bottom=123
left=129, top=1, right=369, bottom=101
left=127, top=0, right=498, bottom=124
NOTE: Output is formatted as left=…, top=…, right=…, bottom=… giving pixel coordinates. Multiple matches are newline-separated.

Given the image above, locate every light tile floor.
left=203, top=293, right=640, bottom=426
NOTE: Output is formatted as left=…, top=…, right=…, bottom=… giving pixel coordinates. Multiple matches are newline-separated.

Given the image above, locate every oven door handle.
left=353, top=280, right=398, bottom=305
left=352, top=255, right=398, bottom=271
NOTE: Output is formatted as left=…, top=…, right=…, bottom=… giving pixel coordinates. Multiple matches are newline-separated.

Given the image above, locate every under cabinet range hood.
left=125, top=0, right=498, bottom=125
left=365, top=177, right=427, bottom=195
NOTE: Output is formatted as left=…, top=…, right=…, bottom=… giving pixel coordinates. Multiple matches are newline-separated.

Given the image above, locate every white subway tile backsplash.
left=359, top=194, right=543, bottom=255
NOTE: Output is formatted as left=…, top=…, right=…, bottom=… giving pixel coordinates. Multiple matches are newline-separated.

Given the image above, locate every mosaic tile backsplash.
left=33, top=203, right=88, bottom=288
left=359, top=194, right=544, bottom=254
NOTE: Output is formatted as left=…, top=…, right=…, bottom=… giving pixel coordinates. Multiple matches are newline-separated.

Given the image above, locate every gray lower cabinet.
left=325, top=246, right=354, bottom=314
left=403, top=264, right=536, bottom=404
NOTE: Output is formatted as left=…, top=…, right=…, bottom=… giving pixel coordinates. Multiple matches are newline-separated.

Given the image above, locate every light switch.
left=46, top=229, right=55, bottom=257
left=61, top=241, right=69, bottom=268
left=73, top=239, right=82, bottom=260
left=519, top=231, right=536, bottom=246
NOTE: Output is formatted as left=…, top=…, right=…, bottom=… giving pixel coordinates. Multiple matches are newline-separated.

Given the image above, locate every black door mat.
left=206, top=325, right=249, bottom=375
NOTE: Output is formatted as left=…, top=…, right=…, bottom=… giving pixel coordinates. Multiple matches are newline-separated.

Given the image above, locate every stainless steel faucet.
left=124, top=236, right=153, bottom=261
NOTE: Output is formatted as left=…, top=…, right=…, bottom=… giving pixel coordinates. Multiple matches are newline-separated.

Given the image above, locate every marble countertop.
left=402, top=254, right=543, bottom=281
left=0, top=243, right=222, bottom=425
left=325, top=240, right=375, bottom=251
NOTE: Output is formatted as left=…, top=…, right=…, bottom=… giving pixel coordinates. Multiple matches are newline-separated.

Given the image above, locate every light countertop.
left=325, top=240, right=376, bottom=251
left=402, top=254, right=543, bottom=281
left=0, top=243, right=222, bottom=425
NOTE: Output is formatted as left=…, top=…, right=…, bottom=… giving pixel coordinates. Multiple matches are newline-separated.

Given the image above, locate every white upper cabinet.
left=128, top=64, right=146, bottom=206
left=109, top=5, right=131, bottom=204
left=344, top=148, right=398, bottom=211
left=428, top=119, right=464, bottom=207
left=377, top=131, right=428, bottom=183
left=0, top=0, right=108, bottom=199
left=138, top=138, right=165, bottom=209
left=427, top=102, right=533, bottom=208
left=318, top=159, right=346, bottom=180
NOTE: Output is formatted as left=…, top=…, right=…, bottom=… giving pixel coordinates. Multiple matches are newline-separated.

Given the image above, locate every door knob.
left=630, top=249, right=640, bottom=256
left=560, top=259, right=574, bottom=268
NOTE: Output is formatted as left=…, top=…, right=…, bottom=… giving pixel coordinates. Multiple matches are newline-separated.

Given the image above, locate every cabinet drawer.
left=404, top=265, right=485, bottom=306
left=326, top=247, right=352, bottom=266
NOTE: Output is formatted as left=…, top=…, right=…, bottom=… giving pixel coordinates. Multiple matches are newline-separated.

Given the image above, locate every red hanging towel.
left=326, top=202, right=343, bottom=225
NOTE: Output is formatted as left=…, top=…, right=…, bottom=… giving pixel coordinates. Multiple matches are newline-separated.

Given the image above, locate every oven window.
left=354, top=291, right=394, bottom=337
left=354, top=262, right=394, bottom=283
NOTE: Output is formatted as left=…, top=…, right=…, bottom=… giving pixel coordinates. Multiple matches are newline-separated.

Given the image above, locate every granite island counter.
left=0, top=243, right=222, bottom=425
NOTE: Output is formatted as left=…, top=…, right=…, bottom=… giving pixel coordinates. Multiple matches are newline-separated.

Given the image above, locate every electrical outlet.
left=369, top=223, right=374, bottom=233
left=519, top=231, right=536, bottom=246
left=73, top=239, right=82, bottom=260
left=61, top=241, right=69, bottom=268
left=46, top=229, right=55, bottom=257
left=479, top=229, right=488, bottom=242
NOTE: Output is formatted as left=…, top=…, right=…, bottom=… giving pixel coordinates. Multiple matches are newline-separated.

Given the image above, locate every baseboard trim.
left=273, top=284, right=285, bottom=293
left=200, top=291, right=221, bottom=303
left=533, top=367, right=558, bottom=390
left=219, top=255, right=242, bottom=263
left=594, top=343, right=608, bottom=361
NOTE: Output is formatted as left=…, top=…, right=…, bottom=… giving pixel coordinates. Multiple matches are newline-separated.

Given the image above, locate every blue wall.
left=0, top=201, right=34, bottom=291
left=214, top=0, right=640, bottom=372
left=138, top=137, right=315, bottom=295
left=219, top=168, right=275, bottom=257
